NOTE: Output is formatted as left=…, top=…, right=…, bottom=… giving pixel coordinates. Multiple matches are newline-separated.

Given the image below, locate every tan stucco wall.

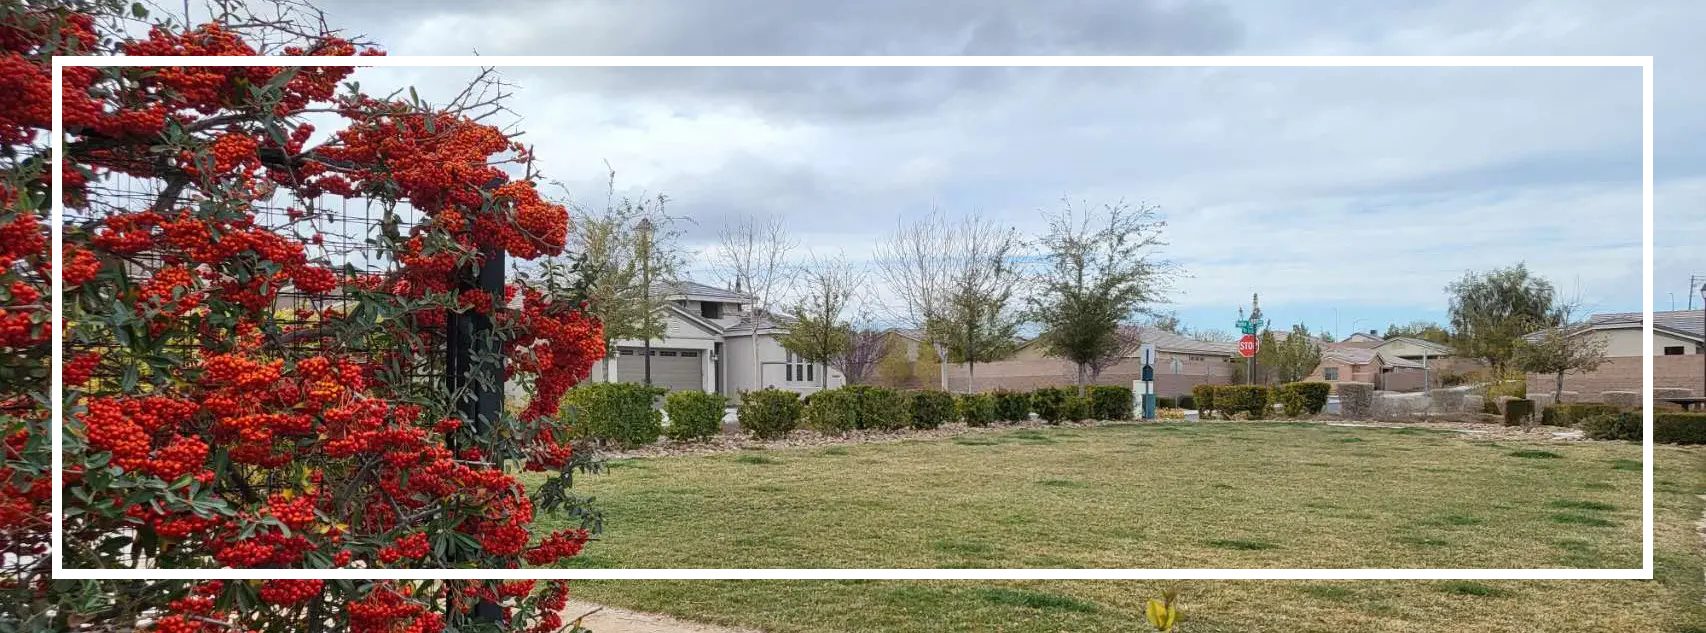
left=1526, top=354, right=1705, bottom=399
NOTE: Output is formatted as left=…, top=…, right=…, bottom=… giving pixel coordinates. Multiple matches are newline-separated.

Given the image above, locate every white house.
left=586, top=280, right=846, bottom=396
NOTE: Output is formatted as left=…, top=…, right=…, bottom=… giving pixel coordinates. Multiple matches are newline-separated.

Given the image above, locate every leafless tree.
left=711, top=214, right=796, bottom=388
left=836, top=309, right=892, bottom=386
left=780, top=253, right=864, bottom=389
left=1515, top=299, right=1609, bottom=406
left=874, top=207, right=1026, bottom=391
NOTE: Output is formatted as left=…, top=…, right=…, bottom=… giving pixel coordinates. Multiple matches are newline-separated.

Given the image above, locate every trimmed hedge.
left=663, top=390, right=725, bottom=442
left=1656, top=412, right=1706, bottom=444
left=1502, top=398, right=1536, bottom=427
left=1031, top=387, right=1076, bottom=424
left=801, top=388, right=859, bottom=435
left=1157, top=396, right=1178, bottom=410
left=907, top=390, right=957, bottom=430
left=564, top=382, right=664, bottom=448
left=992, top=389, right=1031, bottom=422
left=851, top=385, right=910, bottom=431
left=1214, top=385, right=1272, bottom=420
left=1581, top=411, right=1641, bottom=441
left=1296, top=382, right=1331, bottom=414
left=1063, top=393, right=1090, bottom=422
left=1338, top=382, right=1375, bottom=419
left=1192, top=384, right=1217, bottom=417
left=1086, top=385, right=1134, bottom=421
left=957, top=393, right=997, bottom=427
left=1541, top=403, right=1622, bottom=428
left=738, top=388, right=803, bottom=440
left=1177, top=394, right=1195, bottom=410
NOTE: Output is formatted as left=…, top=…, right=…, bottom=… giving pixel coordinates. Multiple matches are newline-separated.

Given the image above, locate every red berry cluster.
left=19, top=6, right=612, bottom=632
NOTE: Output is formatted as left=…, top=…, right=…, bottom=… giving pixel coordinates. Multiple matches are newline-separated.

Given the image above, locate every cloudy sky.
left=295, top=0, right=1700, bottom=337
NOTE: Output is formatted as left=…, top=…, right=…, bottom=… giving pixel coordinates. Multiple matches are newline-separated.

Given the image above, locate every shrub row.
left=957, top=393, right=997, bottom=427
left=739, top=388, right=804, bottom=439
left=1540, top=403, right=1622, bottom=428
left=1275, top=382, right=1331, bottom=418
left=1581, top=411, right=1641, bottom=441
left=663, top=390, right=725, bottom=442
left=1087, top=385, right=1134, bottom=421
left=1656, top=412, right=1706, bottom=444
left=1579, top=411, right=1706, bottom=444
left=1192, top=382, right=1331, bottom=420
left=564, top=382, right=665, bottom=448
left=991, top=389, right=1031, bottom=422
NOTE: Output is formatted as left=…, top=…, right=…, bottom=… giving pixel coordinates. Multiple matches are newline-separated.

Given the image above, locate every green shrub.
left=662, top=390, right=725, bottom=442
left=1086, top=385, right=1134, bottom=421
left=738, top=388, right=803, bottom=440
left=1580, top=411, right=1641, bottom=441
left=1214, top=385, right=1272, bottom=419
left=907, top=390, right=956, bottom=429
left=1656, top=412, right=1706, bottom=444
left=1502, top=398, right=1535, bottom=427
left=1063, top=394, right=1091, bottom=422
left=1192, top=384, right=1217, bottom=416
left=563, top=382, right=664, bottom=448
left=957, top=393, right=997, bottom=427
left=1177, top=394, right=1195, bottom=410
left=801, top=388, right=859, bottom=435
left=1541, top=403, right=1622, bottom=428
left=1156, top=396, right=1177, bottom=409
left=992, top=389, right=1031, bottom=422
left=1275, top=381, right=1331, bottom=417
left=1031, top=387, right=1072, bottom=424
left=1291, top=382, right=1331, bottom=415
left=850, top=385, right=910, bottom=431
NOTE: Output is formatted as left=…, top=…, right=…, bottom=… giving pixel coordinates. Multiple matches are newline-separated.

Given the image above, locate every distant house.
left=1340, top=330, right=1384, bottom=346
left=1521, top=310, right=1704, bottom=398
left=1375, top=336, right=1453, bottom=362
left=1305, top=344, right=1428, bottom=392
left=940, top=325, right=1237, bottom=396
left=586, top=280, right=846, bottom=396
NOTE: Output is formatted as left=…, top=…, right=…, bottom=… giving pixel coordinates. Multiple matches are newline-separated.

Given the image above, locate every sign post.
left=1236, top=295, right=1264, bottom=385
left=1138, top=343, right=1157, bottom=420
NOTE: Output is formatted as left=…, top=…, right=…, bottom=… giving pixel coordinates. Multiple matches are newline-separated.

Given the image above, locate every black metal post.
left=640, top=223, right=653, bottom=386
left=445, top=244, right=506, bottom=624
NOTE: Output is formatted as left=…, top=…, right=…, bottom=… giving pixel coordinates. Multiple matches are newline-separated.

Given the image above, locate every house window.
left=1188, top=355, right=1205, bottom=361
left=618, top=349, right=634, bottom=356
left=681, top=351, right=699, bottom=358
left=701, top=301, right=723, bottom=319
left=658, top=351, right=678, bottom=357
left=1664, top=346, right=1685, bottom=356
left=785, top=351, right=813, bottom=382
left=1324, top=367, right=1340, bottom=381
left=1170, top=359, right=1183, bottom=375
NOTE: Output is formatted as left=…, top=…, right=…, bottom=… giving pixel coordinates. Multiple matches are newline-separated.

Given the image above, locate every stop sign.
left=1238, top=334, right=1258, bottom=358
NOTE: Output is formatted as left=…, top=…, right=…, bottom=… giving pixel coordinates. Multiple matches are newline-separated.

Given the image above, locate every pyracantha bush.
left=4, top=2, right=604, bottom=631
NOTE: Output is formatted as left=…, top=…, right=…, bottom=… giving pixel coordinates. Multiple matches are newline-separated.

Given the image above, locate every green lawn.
left=529, top=423, right=1706, bottom=632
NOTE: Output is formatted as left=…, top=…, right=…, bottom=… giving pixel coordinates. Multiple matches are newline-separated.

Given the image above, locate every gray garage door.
left=616, top=347, right=704, bottom=392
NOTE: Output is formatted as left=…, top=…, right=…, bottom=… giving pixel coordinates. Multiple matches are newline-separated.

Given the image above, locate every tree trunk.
left=1554, top=370, right=1565, bottom=405
left=967, top=361, right=976, bottom=394
left=752, top=320, right=762, bottom=389
left=933, top=343, right=949, bottom=391
left=1075, top=363, right=1088, bottom=396
left=604, top=338, right=617, bottom=382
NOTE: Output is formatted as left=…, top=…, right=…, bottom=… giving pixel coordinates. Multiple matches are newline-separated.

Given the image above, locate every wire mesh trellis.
left=66, top=168, right=521, bottom=510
